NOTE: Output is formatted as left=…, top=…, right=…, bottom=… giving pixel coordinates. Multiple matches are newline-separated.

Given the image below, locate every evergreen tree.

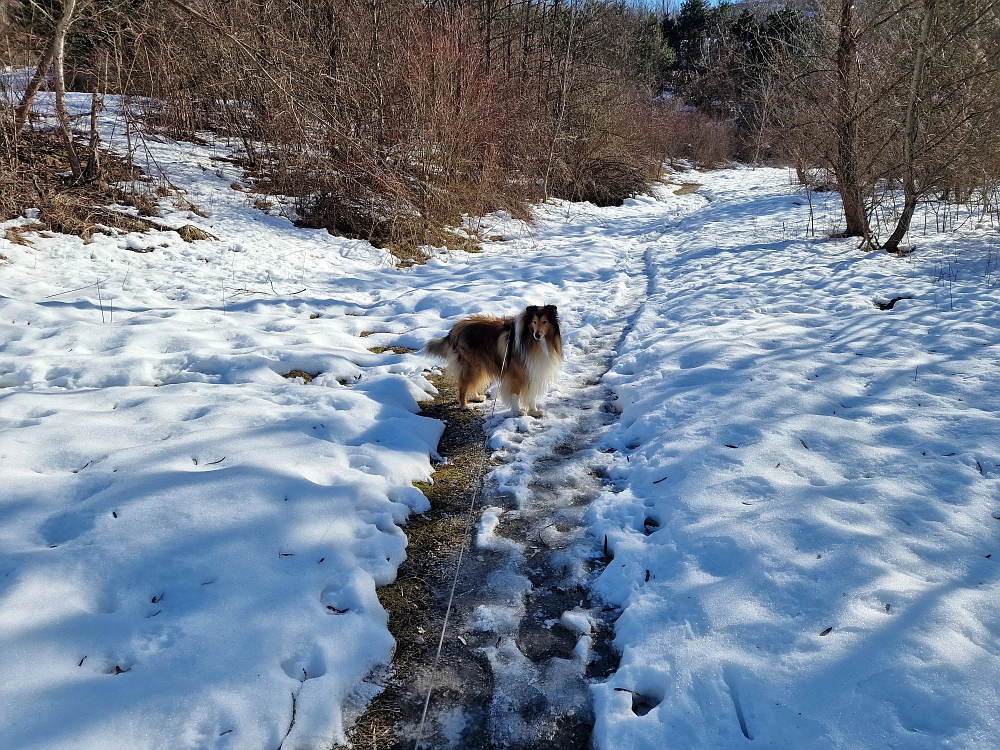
left=671, top=0, right=711, bottom=72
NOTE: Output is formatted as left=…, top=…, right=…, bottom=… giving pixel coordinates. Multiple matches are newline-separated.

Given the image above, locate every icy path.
left=473, top=254, right=642, bottom=747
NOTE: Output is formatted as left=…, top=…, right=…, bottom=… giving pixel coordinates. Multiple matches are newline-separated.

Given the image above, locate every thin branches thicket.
left=63, top=0, right=678, bottom=254
left=783, top=0, right=1000, bottom=249
left=663, top=0, right=1000, bottom=254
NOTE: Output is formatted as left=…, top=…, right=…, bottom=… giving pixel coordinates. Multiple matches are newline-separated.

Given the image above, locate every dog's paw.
left=527, top=409, right=544, bottom=418
left=467, top=394, right=486, bottom=403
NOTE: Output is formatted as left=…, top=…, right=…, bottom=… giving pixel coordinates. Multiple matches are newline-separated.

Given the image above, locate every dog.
left=423, top=305, right=563, bottom=417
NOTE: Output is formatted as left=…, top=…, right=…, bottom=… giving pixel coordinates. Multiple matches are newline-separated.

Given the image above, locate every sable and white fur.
left=423, top=305, right=563, bottom=417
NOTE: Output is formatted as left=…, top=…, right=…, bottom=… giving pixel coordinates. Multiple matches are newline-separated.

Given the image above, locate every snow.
left=587, top=169, right=1000, bottom=749
left=2, top=92, right=999, bottom=748
left=0, top=96, right=446, bottom=750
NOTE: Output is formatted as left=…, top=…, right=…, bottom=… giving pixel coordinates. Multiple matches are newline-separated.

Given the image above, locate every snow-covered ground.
left=2, top=96, right=999, bottom=748
left=588, top=172, right=1000, bottom=749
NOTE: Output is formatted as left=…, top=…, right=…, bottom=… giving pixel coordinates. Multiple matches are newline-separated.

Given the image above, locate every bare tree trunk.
left=52, top=0, right=83, bottom=179
left=882, top=0, right=936, bottom=253
left=542, top=1, right=575, bottom=200
left=83, top=86, right=101, bottom=182
left=14, top=0, right=78, bottom=132
left=833, top=0, right=871, bottom=243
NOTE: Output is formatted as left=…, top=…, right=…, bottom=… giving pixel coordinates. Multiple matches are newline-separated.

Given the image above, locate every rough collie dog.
left=423, top=305, right=563, bottom=417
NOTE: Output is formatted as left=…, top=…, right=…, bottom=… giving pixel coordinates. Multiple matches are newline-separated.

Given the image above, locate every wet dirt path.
left=345, top=238, right=655, bottom=750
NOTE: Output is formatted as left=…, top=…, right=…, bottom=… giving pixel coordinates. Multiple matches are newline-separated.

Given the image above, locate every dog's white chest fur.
left=513, top=315, right=562, bottom=412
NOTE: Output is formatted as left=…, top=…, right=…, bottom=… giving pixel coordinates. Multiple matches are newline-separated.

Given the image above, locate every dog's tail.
left=422, top=335, right=454, bottom=361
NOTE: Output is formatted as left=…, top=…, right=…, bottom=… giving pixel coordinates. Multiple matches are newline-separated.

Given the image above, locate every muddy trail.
left=346, top=248, right=651, bottom=750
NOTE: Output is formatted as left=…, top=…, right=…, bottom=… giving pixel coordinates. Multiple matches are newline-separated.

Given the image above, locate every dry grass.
left=4, top=227, right=32, bottom=245
left=293, top=193, right=485, bottom=267
left=0, top=129, right=163, bottom=242
left=673, top=182, right=702, bottom=195
left=0, top=129, right=219, bottom=245
left=367, top=346, right=418, bottom=355
left=175, top=224, right=216, bottom=242
left=282, top=369, right=320, bottom=383
left=385, top=224, right=484, bottom=268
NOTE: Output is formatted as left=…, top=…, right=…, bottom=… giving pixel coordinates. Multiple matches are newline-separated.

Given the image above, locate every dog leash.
left=413, top=323, right=514, bottom=749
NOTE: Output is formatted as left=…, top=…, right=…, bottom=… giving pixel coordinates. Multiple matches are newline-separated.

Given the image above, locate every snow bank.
left=589, top=168, right=1000, bottom=749
left=0, top=96, right=449, bottom=750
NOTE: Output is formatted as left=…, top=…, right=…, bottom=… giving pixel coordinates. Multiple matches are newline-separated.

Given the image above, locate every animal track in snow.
left=39, top=511, right=96, bottom=546
left=281, top=647, right=327, bottom=681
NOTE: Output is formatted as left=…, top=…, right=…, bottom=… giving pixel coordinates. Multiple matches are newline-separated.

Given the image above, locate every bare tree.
left=880, top=0, right=1000, bottom=252
left=51, top=0, right=83, bottom=179
left=15, top=0, right=79, bottom=134
left=831, top=0, right=871, bottom=242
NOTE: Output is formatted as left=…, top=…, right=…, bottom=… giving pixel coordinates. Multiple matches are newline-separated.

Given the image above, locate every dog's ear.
left=543, top=304, right=558, bottom=318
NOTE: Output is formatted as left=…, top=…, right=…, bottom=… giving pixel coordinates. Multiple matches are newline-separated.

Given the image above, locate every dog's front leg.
left=524, top=396, right=544, bottom=419
left=509, top=393, right=525, bottom=417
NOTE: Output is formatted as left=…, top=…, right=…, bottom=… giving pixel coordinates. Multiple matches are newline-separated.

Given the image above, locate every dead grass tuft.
left=175, top=224, right=216, bottom=242
left=674, top=182, right=702, bottom=195
left=282, top=369, right=320, bottom=383
left=131, top=192, right=160, bottom=217
left=368, top=346, right=417, bottom=355
left=4, top=227, right=32, bottom=246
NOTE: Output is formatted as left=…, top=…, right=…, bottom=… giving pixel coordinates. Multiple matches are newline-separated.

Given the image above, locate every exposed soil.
left=343, top=375, right=498, bottom=750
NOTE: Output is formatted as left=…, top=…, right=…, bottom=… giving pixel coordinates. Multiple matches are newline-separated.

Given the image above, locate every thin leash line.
left=413, top=324, right=515, bottom=750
